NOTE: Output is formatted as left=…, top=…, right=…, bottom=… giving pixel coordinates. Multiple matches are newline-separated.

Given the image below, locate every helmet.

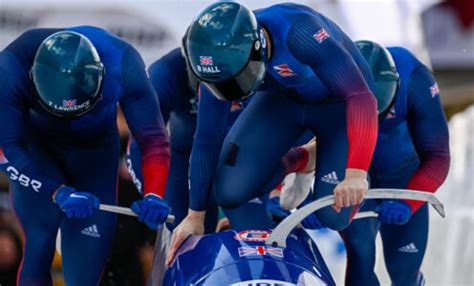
left=355, top=40, right=399, bottom=120
left=31, top=31, right=105, bottom=118
left=181, top=27, right=200, bottom=95
left=185, top=2, right=266, bottom=101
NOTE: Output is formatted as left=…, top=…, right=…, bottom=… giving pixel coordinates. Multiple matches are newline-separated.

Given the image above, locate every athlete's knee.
left=214, top=187, right=247, bottom=209
left=387, top=263, right=422, bottom=286
left=20, top=232, right=56, bottom=279
left=315, top=208, right=351, bottom=231
left=343, top=233, right=376, bottom=262
left=213, top=174, right=254, bottom=208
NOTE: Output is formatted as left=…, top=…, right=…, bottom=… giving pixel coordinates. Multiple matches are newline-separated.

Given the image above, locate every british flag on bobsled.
left=153, top=189, right=445, bottom=286
left=163, top=228, right=334, bottom=285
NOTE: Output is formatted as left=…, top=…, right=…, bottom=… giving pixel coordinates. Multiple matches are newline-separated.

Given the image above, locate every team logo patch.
left=430, top=83, right=440, bottom=97
left=199, top=56, right=213, bottom=66
left=197, top=56, right=221, bottom=74
left=81, top=224, right=101, bottom=238
left=273, top=64, right=296, bottom=77
left=238, top=246, right=283, bottom=258
left=63, top=99, right=76, bottom=108
left=313, top=28, right=330, bottom=43
left=321, top=171, right=340, bottom=185
left=398, top=243, right=419, bottom=253
left=235, top=230, right=271, bottom=242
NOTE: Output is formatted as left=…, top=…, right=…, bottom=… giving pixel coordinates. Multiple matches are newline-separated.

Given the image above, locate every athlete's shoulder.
left=256, top=3, right=318, bottom=16
left=67, top=25, right=128, bottom=51
left=149, top=48, right=185, bottom=74
left=4, top=28, right=62, bottom=68
left=387, top=47, right=424, bottom=71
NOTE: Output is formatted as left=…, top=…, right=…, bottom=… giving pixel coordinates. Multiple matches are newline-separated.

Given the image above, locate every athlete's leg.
left=59, top=137, right=120, bottom=286
left=306, top=100, right=362, bottom=230
left=221, top=130, right=314, bottom=230
left=214, top=91, right=306, bottom=209
left=339, top=200, right=380, bottom=286
left=4, top=143, right=65, bottom=286
left=223, top=195, right=271, bottom=230
left=380, top=204, right=429, bottom=286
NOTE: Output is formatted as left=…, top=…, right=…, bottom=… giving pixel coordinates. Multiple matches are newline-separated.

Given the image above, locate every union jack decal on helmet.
left=63, top=100, right=77, bottom=108
left=199, top=56, right=213, bottom=66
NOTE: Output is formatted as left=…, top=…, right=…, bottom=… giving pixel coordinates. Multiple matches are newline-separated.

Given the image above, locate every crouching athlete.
left=167, top=2, right=378, bottom=264
left=0, top=26, right=171, bottom=285
left=340, top=41, right=450, bottom=286
left=127, top=47, right=313, bottom=232
left=277, top=41, right=450, bottom=286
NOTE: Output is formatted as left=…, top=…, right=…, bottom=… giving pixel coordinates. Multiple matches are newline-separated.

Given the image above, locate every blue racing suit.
left=340, top=47, right=450, bottom=286
left=128, top=47, right=315, bottom=231
left=189, top=3, right=378, bottom=231
left=127, top=48, right=220, bottom=232
left=0, top=26, right=170, bottom=286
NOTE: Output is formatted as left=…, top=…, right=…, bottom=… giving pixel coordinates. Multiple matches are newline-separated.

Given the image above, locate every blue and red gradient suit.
left=127, top=48, right=314, bottom=231
left=340, top=47, right=450, bottom=286
left=0, top=26, right=170, bottom=285
left=126, top=48, right=221, bottom=232
left=188, top=3, right=378, bottom=230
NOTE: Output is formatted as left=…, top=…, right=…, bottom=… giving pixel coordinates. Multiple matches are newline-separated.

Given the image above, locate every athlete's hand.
left=333, top=169, right=368, bottom=212
left=375, top=200, right=412, bottom=225
left=166, top=210, right=205, bottom=267
left=267, top=196, right=290, bottom=223
left=53, top=185, right=100, bottom=218
left=131, top=194, right=170, bottom=230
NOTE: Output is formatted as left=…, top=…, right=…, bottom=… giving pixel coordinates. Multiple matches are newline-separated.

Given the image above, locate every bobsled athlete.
left=167, top=2, right=378, bottom=265
left=127, top=45, right=315, bottom=233
left=340, top=41, right=450, bottom=286
left=0, top=26, right=171, bottom=285
left=275, top=41, right=450, bottom=286
left=126, top=47, right=220, bottom=233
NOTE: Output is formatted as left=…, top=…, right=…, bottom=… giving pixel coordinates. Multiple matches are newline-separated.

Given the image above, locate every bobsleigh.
left=155, top=189, right=445, bottom=286
left=163, top=228, right=333, bottom=285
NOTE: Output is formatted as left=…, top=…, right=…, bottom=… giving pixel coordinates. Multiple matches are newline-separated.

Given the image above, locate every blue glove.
left=54, top=185, right=100, bottom=218
left=375, top=200, right=412, bottom=225
left=131, top=194, right=170, bottom=230
left=266, top=196, right=290, bottom=223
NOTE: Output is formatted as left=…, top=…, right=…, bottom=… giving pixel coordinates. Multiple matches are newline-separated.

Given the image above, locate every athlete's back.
left=256, top=3, right=373, bottom=101
left=2, top=26, right=130, bottom=140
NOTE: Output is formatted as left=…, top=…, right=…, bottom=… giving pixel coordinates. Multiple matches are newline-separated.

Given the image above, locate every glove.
left=267, top=196, right=290, bottom=224
left=54, top=185, right=100, bottom=218
left=131, top=194, right=170, bottom=230
left=375, top=200, right=412, bottom=225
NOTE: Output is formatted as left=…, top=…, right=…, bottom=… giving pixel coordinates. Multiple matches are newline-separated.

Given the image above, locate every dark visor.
left=202, top=59, right=266, bottom=101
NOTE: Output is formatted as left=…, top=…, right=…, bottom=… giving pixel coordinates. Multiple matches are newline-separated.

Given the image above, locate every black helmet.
left=31, top=31, right=105, bottom=118
left=355, top=40, right=399, bottom=120
left=185, top=2, right=266, bottom=101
